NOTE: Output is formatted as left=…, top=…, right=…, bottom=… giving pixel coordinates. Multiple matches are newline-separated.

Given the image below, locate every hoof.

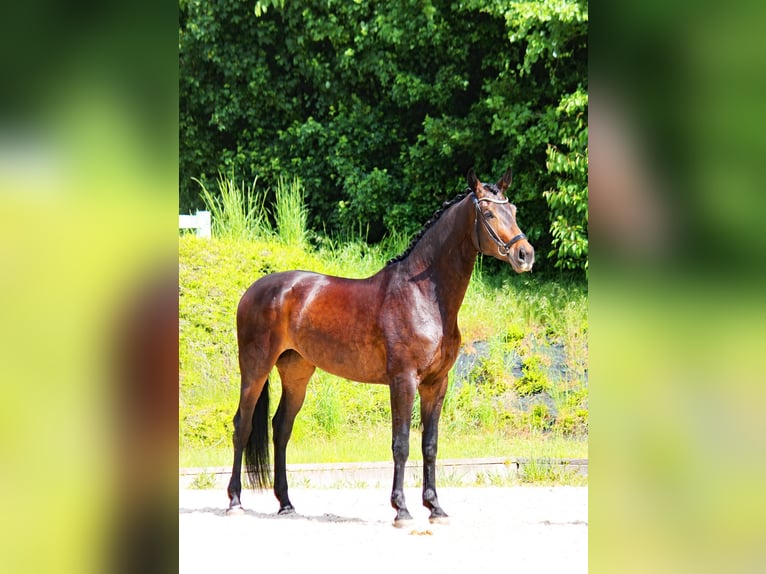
left=393, top=508, right=414, bottom=528
left=278, top=505, right=295, bottom=516
left=428, top=514, right=450, bottom=525
left=226, top=505, right=245, bottom=516
left=393, top=517, right=415, bottom=529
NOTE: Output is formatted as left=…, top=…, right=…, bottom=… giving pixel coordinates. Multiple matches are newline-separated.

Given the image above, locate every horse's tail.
left=243, top=378, right=271, bottom=490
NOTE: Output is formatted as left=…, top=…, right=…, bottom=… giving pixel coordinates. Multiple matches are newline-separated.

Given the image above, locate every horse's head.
left=467, top=168, right=535, bottom=273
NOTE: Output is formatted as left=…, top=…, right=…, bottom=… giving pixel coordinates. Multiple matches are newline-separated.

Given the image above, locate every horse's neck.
left=398, top=197, right=477, bottom=320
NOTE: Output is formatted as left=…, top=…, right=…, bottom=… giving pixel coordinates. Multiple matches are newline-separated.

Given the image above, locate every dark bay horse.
left=226, top=168, right=534, bottom=524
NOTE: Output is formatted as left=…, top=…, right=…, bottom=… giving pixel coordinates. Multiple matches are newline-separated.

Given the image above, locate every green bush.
left=469, top=340, right=513, bottom=397
left=544, top=88, right=589, bottom=274
left=553, top=385, right=589, bottom=436
left=515, top=355, right=552, bottom=396
left=527, top=404, right=553, bottom=432
left=179, top=0, right=588, bottom=274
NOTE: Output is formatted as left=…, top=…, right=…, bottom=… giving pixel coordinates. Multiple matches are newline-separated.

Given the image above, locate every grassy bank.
left=179, top=235, right=588, bottom=467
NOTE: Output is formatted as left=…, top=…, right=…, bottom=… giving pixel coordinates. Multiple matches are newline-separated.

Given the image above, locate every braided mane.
left=385, top=190, right=471, bottom=266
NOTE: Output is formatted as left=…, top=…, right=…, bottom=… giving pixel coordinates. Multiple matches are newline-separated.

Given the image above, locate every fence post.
left=179, top=210, right=211, bottom=238
left=196, top=210, right=211, bottom=238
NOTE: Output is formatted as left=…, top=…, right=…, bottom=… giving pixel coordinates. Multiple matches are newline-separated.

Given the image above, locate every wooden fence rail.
left=179, top=210, right=211, bottom=238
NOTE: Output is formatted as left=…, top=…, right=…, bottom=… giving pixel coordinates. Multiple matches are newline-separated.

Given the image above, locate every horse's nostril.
left=518, top=248, right=526, bottom=261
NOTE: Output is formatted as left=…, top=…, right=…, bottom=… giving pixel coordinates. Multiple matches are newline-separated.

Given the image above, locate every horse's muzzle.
left=511, top=242, right=535, bottom=273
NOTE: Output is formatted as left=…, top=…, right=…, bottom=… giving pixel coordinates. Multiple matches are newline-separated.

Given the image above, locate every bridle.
left=471, top=192, right=527, bottom=256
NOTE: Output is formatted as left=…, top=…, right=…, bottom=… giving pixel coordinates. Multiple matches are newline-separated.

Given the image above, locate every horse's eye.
left=485, top=211, right=495, bottom=219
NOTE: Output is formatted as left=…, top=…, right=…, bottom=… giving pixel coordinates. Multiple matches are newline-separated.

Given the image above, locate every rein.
left=471, top=193, right=527, bottom=256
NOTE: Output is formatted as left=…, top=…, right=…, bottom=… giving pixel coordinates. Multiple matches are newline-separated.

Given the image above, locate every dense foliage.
left=180, top=0, right=587, bottom=273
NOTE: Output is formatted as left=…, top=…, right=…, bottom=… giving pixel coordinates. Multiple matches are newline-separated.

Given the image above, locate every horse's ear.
left=466, top=168, right=480, bottom=192
left=497, top=169, right=513, bottom=193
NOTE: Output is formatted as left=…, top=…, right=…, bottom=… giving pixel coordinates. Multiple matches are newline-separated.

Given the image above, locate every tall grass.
left=194, top=172, right=313, bottom=247
left=274, top=175, right=309, bottom=247
left=193, top=172, right=272, bottom=239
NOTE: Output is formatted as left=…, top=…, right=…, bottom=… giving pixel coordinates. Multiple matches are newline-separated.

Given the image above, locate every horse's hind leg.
left=272, top=350, right=314, bottom=514
left=419, top=375, right=450, bottom=523
left=226, top=374, right=268, bottom=512
left=226, top=341, right=280, bottom=513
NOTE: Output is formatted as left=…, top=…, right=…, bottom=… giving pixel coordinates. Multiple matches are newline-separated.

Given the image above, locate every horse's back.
left=238, top=270, right=328, bottom=325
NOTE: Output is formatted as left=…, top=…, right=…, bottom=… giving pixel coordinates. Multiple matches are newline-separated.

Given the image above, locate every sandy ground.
left=180, top=486, right=588, bottom=573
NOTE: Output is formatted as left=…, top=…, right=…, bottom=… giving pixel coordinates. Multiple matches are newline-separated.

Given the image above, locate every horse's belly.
left=293, top=331, right=388, bottom=384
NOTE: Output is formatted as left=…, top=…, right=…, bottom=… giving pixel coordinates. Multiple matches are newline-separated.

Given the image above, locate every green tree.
left=179, top=0, right=588, bottom=274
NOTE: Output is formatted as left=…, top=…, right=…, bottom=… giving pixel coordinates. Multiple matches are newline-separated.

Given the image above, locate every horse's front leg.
left=420, top=375, right=450, bottom=523
left=389, top=375, right=417, bottom=526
